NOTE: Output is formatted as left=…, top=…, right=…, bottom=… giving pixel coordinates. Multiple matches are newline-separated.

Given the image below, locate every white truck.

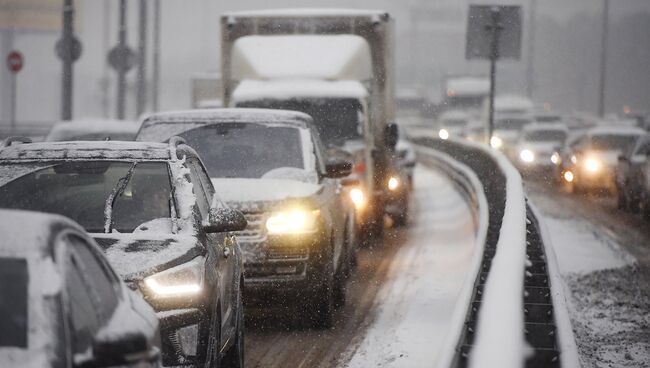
left=220, top=9, right=407, bottom=235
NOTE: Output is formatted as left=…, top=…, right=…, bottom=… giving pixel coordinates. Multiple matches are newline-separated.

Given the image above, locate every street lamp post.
left=598, top=0, right=609, bottom=117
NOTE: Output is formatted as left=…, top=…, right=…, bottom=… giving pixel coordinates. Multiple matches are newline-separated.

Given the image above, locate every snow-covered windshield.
left=495, top=118, right=531, bottom=131
left=0, top=161, right=172, bottom=233
left=524, top=130, right=567, bottom=142
left=0, top=258, right=28, bottom=348
left=590, top=135, right=638, bottom=151
left=176, top=123, right=307, bottom=179
left=237, top=98, right=363, bottom=147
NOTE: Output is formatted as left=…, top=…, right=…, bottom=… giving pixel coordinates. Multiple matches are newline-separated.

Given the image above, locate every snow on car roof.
left=0, top=141, right=173, bottom=161
left=440, top=110, right=470, bottom=121
left=224, top=8, right=388, bottom=18
left=587, top=125, right=646, bottom=137
left=0, top=209, right=82, bottom=256
left=138, top=108, right=315, bottom=143
left=522, top=123, right=568, bottom=132
left=233, top=79, right=368, bottom=102
left=446, top=77, right=490, bottom=96
left=495, top=95, right=535, bottom=110
left=231, top=35, right=372, bottom=81
left=46, top=119, right=140, bottom=141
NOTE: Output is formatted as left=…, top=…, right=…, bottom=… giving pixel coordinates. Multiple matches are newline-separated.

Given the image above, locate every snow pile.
left=232, top=79, right=368, bottom=103
left=468, top=147, right=528, bottom=368
left=231, top=35, right=372, bottom=81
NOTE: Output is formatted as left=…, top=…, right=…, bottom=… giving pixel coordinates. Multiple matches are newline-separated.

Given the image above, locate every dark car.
left=0, top=139, right=246, bottom=367
left=0, top=209, right=161, bottom=368
left=616, top=135, right=650, bottom=211
left=137, top=108, right=357, bottom=327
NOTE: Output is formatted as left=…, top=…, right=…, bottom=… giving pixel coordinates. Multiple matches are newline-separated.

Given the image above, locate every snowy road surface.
left=243, top=164, right=477, bottom=368
left=527, top=181, right=650, bottom=368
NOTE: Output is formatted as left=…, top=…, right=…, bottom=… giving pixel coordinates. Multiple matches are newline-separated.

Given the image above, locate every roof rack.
left=2, top=136, right=32, bottom=147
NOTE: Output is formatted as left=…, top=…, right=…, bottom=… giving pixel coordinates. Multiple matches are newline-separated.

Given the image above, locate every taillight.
left=353, top=160, right=366, bottom=174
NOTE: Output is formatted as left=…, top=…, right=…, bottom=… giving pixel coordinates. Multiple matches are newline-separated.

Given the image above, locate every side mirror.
left=91, top=331, right=149, bottom=367
left=204, top=207, right=247, bottom=233
left=384, top=123, right=399, bottom=148
left=325, top=159, right=352, bottom=178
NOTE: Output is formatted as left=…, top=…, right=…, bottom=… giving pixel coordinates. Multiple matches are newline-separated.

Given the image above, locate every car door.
left=61, top=232, right=120, bottom=365
left=186, top=157, right=236, bottom=345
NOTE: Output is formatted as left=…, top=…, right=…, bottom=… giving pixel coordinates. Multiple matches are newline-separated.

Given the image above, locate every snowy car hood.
left=92, top=233, right=201, bottom=281
left=212, top=178, right=322, bottom=203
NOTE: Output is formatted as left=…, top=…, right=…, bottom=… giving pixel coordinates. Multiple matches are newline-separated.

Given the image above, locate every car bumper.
left=157, top=307, right=204, bottom=366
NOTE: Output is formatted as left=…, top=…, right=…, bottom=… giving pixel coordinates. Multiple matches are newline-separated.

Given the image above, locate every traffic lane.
left=243, top=164, right=477, bottom=368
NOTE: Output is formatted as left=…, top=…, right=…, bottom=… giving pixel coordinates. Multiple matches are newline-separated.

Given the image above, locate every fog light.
left=551, top=152, right=560, bottom=165
left=388, top=176, right=400, bottom=191
left=584, top=158, right=601, bottom=173
left=490, top=136, right=503, bottom=149
left=438, top=129, right=449, bottom=140
left=519, top=149, right=535, bottom=163
left=564, top=171, right=574, bottom=183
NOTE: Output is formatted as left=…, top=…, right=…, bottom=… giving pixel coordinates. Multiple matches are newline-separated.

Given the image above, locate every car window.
left=65, top=234, right=120, bottom=355
left=0, top=258, right=28, bottom=348
left=0, top=161, right=173, bottom=233
left=186, top=159, right=211, bottom=218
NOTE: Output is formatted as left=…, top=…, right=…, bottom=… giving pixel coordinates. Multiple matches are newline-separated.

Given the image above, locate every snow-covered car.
left=0, top=139, right=247, bottom=367
left=489, top=116, right=534, bottom=156
left=512, top=123, right=568, bottom=176
left=436, top=110, right=470, bottom=140
left=0, top=209, right=161, bottom=368
left=45, top=119, right=140, bottom=141
left=616, top=135, right=650, bottom=211
left=563, top=126, right=646, bottom=193
left=136, top=108, right=357, bottom=327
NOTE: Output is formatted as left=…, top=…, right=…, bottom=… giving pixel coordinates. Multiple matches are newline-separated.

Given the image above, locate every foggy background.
left=0, top=0, right=648, bottom=124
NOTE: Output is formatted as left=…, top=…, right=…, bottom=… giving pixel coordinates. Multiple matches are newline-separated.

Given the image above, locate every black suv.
left=0, top=138, right=246, bottom=367
left=137, top=108, right=358, bottom=327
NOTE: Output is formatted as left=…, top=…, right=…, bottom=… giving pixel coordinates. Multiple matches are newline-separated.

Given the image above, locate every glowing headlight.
left=387, top=176, right=400, bottom=191
left=144, top=257, right=204, bottom=297
left=519, top=149, right=535, bottom=163
left=438, top=129, right=450, bottom=140
left=490, top=136, right=503, bottom=149
left=563, top=171, right=574, bottom=183
left=570, top=155, right=577, bottom=164
left=584, top=158, right=601, bottom=172
left=349, top=188, right=366, bottom=210
left=551, top=152, right=561, bottom=165
left=266, top=209, right=320, bottom=234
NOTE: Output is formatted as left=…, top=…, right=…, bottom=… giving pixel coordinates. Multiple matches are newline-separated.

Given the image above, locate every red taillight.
left=353, top=160, right=365, bottom=173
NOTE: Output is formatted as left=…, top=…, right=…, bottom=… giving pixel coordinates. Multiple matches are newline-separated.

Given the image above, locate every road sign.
left=6, top=51, right=24, bottom=73
left=466, top=5, right=521, bottom=60
left=108, top=44, right=136, bottom=72
left=55, top=36, right=83, bottom=62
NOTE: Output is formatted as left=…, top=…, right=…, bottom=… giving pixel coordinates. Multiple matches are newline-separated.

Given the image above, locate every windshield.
left=237, top=98, right=363, bottom=147
left=0, top=161, right=172, bottom=233
left=176, top=124, right=308, bottom=179
left=495, top=118, right=531, bottom=131
left=524, top=130, right=567, bottom=142
left=590, top=134, right=639, bottom=151
left=0, top=258, right=28, bottom=348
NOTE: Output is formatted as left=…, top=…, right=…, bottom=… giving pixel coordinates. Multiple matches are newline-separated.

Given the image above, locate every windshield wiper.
left=103, top=163, right=137, bottom=233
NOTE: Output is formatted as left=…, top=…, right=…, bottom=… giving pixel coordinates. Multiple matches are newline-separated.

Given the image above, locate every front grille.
left=235, top=212, right=266, bottom=239
left=267, top=246, right=309, bottom=260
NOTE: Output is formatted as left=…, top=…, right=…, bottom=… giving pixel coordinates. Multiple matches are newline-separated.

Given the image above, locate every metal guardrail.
left=412, top=137, right=573, bottom=368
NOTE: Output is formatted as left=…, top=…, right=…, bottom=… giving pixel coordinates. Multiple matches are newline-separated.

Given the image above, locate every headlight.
left=563, top=170, right=574, bottom=183
left=551, top=152, right=561, bottom=165
left=438, top=129, right=450, bottom=140
left=570, top=155, right=577, bottom=164
left=144, top=257, right=204, bottom=297
left=584, top=158, right=601, bottom=172
left=266, top=209, right=320, bottom=234
left=387, top=176, right=400, bottom=191
left=349, top=188, right=366, bottom=210
left=519, top=149, right=535, bottom=163
left=490, top=136, right=503, bottom=149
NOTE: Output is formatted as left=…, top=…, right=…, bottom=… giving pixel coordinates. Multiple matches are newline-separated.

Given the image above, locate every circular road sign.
left=55, top=36, right=83, bottom=63
left=7, top=51, right=23, bottom=73
left=108, top=45, right=136, bottom=72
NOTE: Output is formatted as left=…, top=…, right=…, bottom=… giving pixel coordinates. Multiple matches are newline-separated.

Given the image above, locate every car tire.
left=201, top=301, right=221, bottom=368
left=617, top=188, right=628, bottom=211
left=311, top=263, right=335, bottom=329
left=221, top=288, right=244, bottom=368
